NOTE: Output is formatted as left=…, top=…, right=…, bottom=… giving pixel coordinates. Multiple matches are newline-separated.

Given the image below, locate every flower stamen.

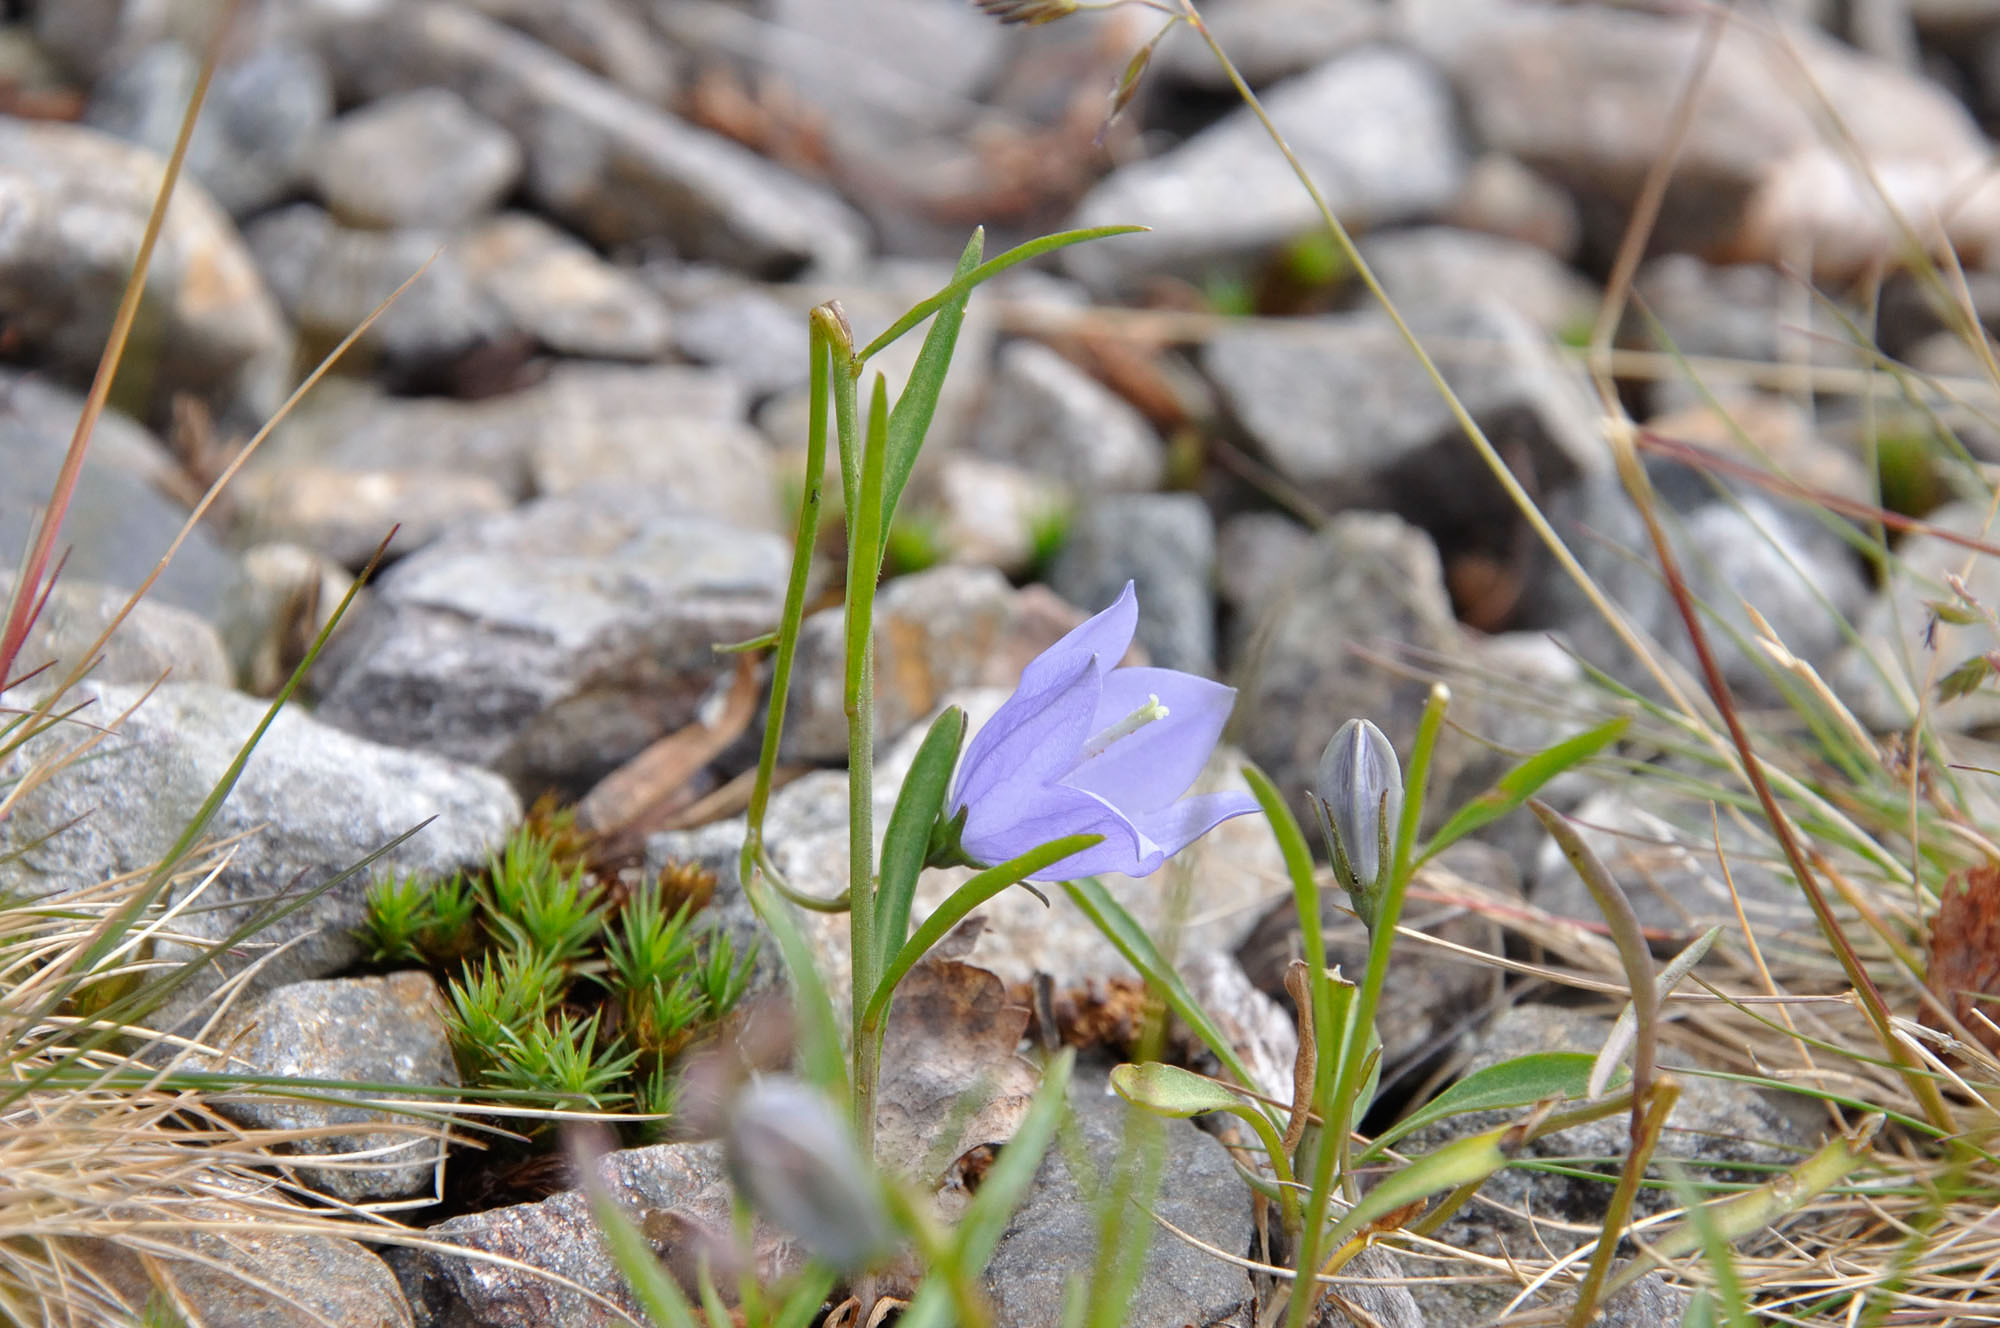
left=1080, top=693, right=1169, bottom=761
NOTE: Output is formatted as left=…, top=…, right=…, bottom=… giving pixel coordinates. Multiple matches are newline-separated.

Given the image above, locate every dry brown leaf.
left=1925, top=861, right=2000, bottom=1057
left=874, top=957, right=1038, bottom=1191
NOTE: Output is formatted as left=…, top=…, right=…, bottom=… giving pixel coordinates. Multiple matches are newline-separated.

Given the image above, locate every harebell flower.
left=945, top=583, right=1257, bottom=882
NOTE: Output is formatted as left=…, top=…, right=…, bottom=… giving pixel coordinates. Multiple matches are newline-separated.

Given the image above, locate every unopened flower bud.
left=723, top=1076, right=895, bottom=1271
left=1310, top=719, right=1402, bottom=927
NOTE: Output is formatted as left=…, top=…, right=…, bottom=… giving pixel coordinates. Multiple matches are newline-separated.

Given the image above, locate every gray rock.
left=2, top=571, right=232, bottom=689
left=75, top=1201, right=414, bottom=1328
left=0, top=373, right=244, bottom=623
left=671, top=285, right=809, bottom=399
left=1532, top=473, right=1865, bottom=704
left=206, top=972, right=459, bottom=1201
left=311, top=485, right=787, bottom=795
left=1834, top=499, right=2000, bottom=731
left=0, top=680, right=519, bottom=1017
left=1356, top=226, right=1602, bottom=340
left=1630, top=255, right=1854, bottom=413
left=983, top=1060, right=1254, bottom=1328
left=0, top=119, right=290, bottom=427
left=1407, top=3, right=1986, bottom=270
left=1155, top=0, right=1385, bottom=89
left=327, top=4, right=869, bottom=276
left=251, top=377, right=545, bottom=508
left=526, top=368, right=778, bottom=533
left=1204, top=302, right=1606, bottom=540
left=1215, top=511, right=1313, bottom=669
left=1232, top=512, right=1471, bottom=828
left=1403, top=1004, right=1811, bottom=1325
left=461, top=0, right=678, bottom=105
left=247, top=203, right=513, bottom=381
left=1065, top=46, right=1465, bottom=293
left=87, top=38, right=333, bottom=220
left=310, top=87, right=522, bottom=230
left=236, top=466, right=513, bottom=572
left=1530, top=789, right=1819, bottom=949
left=971, top=340, right=1165, bottom=493
left=1050, top=493, right=1218, bottom=676
left=935, top=453, right=1069, bottom=577
left=461, top=212, right=672, bottom=360
left=1444, top=151, right=1582, bottom=260
left=395, top=1141, right=793, bottom=1328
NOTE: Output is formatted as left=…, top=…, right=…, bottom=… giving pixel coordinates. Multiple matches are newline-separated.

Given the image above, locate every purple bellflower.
left=947, top=583, right=1259, bottom=882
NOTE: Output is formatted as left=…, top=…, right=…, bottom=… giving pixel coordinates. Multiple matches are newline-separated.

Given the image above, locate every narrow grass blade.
left=1323, top=1123, right=1516, bottom=1252
left=1242, top=762, right=1325, bottom=974
left=880, top=231, right=983, bottom=528
left=1590, top=925, right=1721, bottom=1099
left=1421, top=717, right=1628, bottom=864
left=856, top=226, right=1146, bottom=362
left=875, top=706, right=965, bottom=976
left=1363, top=1052, right=1617, bottom=1159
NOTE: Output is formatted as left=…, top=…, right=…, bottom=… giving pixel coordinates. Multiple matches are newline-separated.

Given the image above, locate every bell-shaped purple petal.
left=946, top=583, right=1257, bottom=885
left=1010, top=581, right=1137, bottom=698
left=952, top=647, right=1101, bottom=813
left=960, top=782, right=1147, bottom=882
left=1127, top=791, right=1262, bottom=869
left=1065, top=667, right=1238, bottom=816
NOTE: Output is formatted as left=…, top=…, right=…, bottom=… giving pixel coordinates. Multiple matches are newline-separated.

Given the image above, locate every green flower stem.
left=1285, top=683, right=1448, bottom=1328
left=847, top=374, right=890, bottom=1155
left=740, top=312, right=839, bottom=892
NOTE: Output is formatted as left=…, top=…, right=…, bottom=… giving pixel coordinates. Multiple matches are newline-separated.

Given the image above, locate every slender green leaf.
left=862, top=834, right=1101, bottom=1032
left=875, top=706, right=966, bottom=975
left=1110, top=1061, right=1240, bottom=1117
left=880, top=231, right=983, bottom=528
left=585, top=1167, right=700, bottom=1328
left=771, top=1266, right=840, bottom=1328
left=1421, top=716, right=1628, bottom=863
left=1062, top=877, right=1267, bottom=1115
left=856, top=226, right=1147, bottom=362
left=1323, top=1124, right=1514, bottom=1251
left=1364, top=1052, right=1619, bottom=1159
left=1242, top=762, right=1325, bottom=974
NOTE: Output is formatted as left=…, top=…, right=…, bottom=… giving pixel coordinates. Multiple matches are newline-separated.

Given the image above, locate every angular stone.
left=1050, top=493, right=1218, bottom=677
left=1232, top=512, right=1471, bottom=830
left=0, top=373, right=244, bottom=623
left=3, top=571, right=232, bottom=689
left=326, top=4, right=868, bottom=276
left=75, top=1201, right=413, bottom=1328
left=87, top=38, right=333, bottom=219
left=207, top=972, right=459, bottom=1202
left=982, top=1061, right=1254, bottom=1328
left=310, top=87, right=522, bottom=230
left=395, top=1142, right=794, bottom=1327
left=971, top=339, right=1164, bottom=492
left=311, top=485, right=787, bottom=796
left=0, top=119, right=290, bottom=427
left=1204, top=302, right=1606, bottom=541
left=460, top=212, right=672, bottom=361
left=247, top=203, right=513, bottom=381
left=235, top=465, right=515, bottom=571
left=671, top=284, right=810, bottom=399
left=0, top=680, right=519, bottom=1014
left=1357, top=225, right=1602, bottom=339
left=1066, top=47, right=1465, bottom=292
left=935, top=454, right=1068, bottom=577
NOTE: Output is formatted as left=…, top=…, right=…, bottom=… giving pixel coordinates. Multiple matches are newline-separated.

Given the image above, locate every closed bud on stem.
left=723, top=1076, right=896, bottom=1271
left=1309, top=718, right=1402, bottom=930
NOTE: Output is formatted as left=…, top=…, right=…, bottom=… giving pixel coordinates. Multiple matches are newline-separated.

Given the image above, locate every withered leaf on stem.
left=1925, top=861, right=2000, bottom=1056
